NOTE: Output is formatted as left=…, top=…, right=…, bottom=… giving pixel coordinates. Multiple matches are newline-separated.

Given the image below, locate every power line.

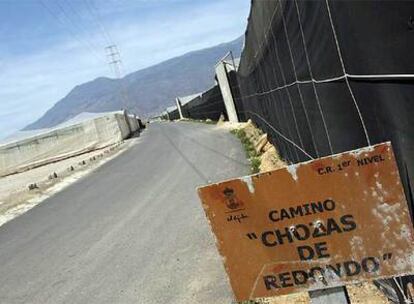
left=38, top=0, right=105, bottom=64
left=105, top=45, right=123, bottom=78
left=54, top=0, right=104, bottom=56
left=61, top=0, right=107, bottom=48
left=53, top=0, right=134, bottom=114
left=83, top=0, right=130, bottom=76
left=39, top=0, right=135, bottom=115
left=106, top=44, right=131, bottom=112
left=87, top=1, right=131, bottom=110
left=83, top=0, right=114, bottom=45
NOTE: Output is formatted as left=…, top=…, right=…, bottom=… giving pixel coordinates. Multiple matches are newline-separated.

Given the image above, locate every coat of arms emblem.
left=223, top=187, right=243, bottom=210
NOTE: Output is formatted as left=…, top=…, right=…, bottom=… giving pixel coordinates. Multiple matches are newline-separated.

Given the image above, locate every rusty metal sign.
left=198, top=142, right=414, bottom=301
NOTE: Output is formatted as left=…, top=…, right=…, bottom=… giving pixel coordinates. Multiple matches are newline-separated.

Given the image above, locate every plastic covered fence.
left=236, top=0, right=414, bottom=300
left=167, top=105, right=180, bottom=121
left=182, top=85, right=226, bottom=121
left=166, top=85, right=227, bottom=121
left=237, top=0, right=414, bottom=212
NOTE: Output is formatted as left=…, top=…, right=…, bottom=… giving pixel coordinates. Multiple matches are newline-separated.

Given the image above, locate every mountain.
left=24, top=36, right=243, bottom=130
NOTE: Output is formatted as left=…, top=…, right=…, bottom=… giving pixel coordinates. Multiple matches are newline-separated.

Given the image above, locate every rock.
left=240, top=119, right=262, bottom=142
left=254, top=133, right=268, bottom=154
left=259, top=146, right=286, bottom=172
left=48, top=172, right=58, bottom=180
left=263, top=142, right=273, bottom=152
left=28, top=183, right=39, bottom=190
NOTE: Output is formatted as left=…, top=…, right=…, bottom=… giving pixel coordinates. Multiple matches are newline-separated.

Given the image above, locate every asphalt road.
left=0, top=121, right=250, bottom=304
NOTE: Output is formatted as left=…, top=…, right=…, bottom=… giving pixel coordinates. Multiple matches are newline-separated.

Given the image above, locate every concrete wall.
left=0, top=111, right=133, bottom=176
left=126, top=114, right=139, bottom=133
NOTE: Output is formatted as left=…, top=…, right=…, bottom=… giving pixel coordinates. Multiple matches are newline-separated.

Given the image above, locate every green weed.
left=231, top=128, right=261, bottom=174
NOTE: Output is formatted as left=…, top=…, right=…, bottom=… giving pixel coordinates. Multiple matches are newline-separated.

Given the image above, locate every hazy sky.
left=0, top=0, right=250, bottom=139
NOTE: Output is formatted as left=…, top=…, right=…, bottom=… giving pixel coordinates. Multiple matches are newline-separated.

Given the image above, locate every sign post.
left=309, top=287, right=349, bottom=303
left=198, top=142, right=414, bottom=302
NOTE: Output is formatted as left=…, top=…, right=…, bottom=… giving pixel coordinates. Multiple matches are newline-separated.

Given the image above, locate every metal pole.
left=309, top=287, right=350, bottom=304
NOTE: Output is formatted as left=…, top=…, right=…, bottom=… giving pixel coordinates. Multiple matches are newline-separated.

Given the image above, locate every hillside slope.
left=25, top=36, right=243, bottom=130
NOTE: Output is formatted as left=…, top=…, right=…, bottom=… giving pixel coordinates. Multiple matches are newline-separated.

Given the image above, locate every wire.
left=249, top=7, right=300, bottom=162
left=61, top=0, right=107, bottom=48
left=324, top=0, right=371, bottom=146
left=242, top=110, right=314, bottom=160
left=84, top=0, right=114, bottom=45
left=288, top=0, right=333, bottom=154
left=54, top=0, right=103, bottom=53
left=39, top=0, right=105, bottom=64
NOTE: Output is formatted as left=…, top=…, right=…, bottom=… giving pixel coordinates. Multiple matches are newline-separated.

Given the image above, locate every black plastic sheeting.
left=184, top=85, right=226, bottom=121
left=167, top=108, right=180, bottom=121
left=237, top=0, right=414, bottom=301
left=167, top=85, right=227, bottom=121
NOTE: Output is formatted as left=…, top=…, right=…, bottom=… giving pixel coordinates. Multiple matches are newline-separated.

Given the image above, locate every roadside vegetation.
left=230, top=128, right=261, bottom=174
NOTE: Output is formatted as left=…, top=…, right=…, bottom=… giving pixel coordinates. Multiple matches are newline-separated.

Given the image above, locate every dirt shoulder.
left=0, top=135, right=141, bottom=227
